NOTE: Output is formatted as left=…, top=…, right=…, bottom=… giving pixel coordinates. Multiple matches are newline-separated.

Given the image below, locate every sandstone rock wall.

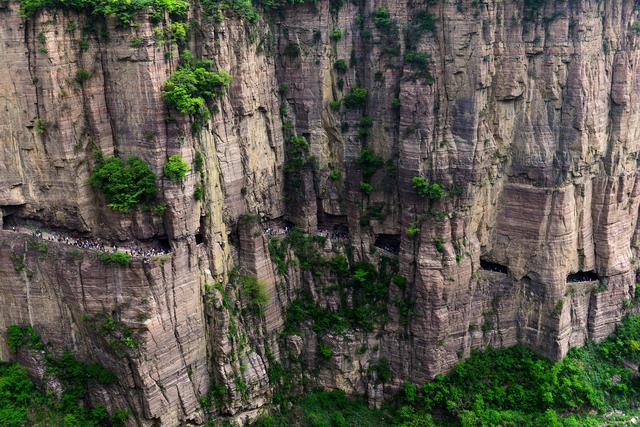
left=1, top=0, right=640, bottom=424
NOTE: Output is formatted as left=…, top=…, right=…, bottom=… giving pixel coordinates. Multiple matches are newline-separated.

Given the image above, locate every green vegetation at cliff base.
left=255, top=314, right=640, bottom=426
left=2, top=325, right=127, bottom=426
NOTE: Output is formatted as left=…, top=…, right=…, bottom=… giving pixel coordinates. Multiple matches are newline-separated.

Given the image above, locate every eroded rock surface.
left=1, top=0, right=640, bottom=424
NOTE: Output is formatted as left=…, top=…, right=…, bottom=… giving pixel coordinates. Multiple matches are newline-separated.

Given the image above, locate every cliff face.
left=1, top=0, right=639, bottom=424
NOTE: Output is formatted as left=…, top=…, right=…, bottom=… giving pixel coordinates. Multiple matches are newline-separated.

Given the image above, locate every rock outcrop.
left=1, top=0, right=639, bottom=424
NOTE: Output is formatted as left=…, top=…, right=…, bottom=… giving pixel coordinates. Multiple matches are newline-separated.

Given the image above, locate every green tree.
left=164, top=155, right=190, bottom=182
left=90, top=157, right=156, bottom=212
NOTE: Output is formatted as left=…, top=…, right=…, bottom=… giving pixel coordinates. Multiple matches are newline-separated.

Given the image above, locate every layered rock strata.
left=1, top=0, right=640, bottom=424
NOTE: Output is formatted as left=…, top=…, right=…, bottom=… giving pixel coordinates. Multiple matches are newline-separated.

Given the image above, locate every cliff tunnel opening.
left=318, top=213, right=349, bottom=240
left=374, top=234, right=400, bottom=254
left=318, top=212, right=348, bottom=229
left=1, top=206, right=22, bottom=229
left=195, top=216, right=207, bottom=245
left=158, top=237, right=172, bottom=251
left=567, top=270, right=600, bottom=282
left=480, top=258, right=508, bottom=274
left=331, top=223, right=349, bottom=239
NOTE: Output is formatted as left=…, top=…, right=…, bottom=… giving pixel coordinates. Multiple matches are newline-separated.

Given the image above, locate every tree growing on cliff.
left=343, top=86, right=368, bottom=109
left=162, top=52, right=231, bottom=132
left=163, top=154, right=190, bottom=183
left=90, top=156, right=157, bottom=212
left=411, top=176, right=445, bottom=200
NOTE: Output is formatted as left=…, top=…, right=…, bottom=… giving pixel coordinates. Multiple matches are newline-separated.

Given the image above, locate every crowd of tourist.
left=262, top=223, right=350, bottom=242
left=9, top=226, right=169, bottom=259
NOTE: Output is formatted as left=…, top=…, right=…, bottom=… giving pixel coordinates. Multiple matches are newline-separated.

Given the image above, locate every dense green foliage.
left=357, top=147, right=384, bottom=180
left=90, top=156, right=157, bottom=213
left=253, top=389, right=390, bottom=427
left=343, top=86, right=368, bottom=109
left=200, top=0, right=310, bottom=23
left=411, top=176, right=445, bottom=200
left=98, top=251, right=132, bottom=266
left=2, top=326, right=127, bottom=426
left=406, top=222, right=420, bottom=238
left=18, top=0, right=189, bottom=24
left=6, top=325, right=45, bottom=352
left=284, top=43, right=301, bottom=58
left=163, top=53, right=231, bottom=131
left=372, top=7, right=393, bottom=30
left=257, top=314, right=640, bottom=426
left=333, top=59, right=348, bottom=73
left=163, top=154, right=190, bottom=182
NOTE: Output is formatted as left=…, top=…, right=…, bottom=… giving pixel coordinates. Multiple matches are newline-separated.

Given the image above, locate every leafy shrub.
left=75, top=68, right=92, bottom=84
left=328, top=169, right=341, bottom=181
left=163, top=154, right=190, bottom=182
left=411, top=176, right=446, bottom=199
left=163, top=54, right=231, bottom=130
left=360, top=182, right=373, bottom=194
left=318, top=343, right=333, bottom=360
left=369, top=358, right=393, bottom=383
left=90, top=156, right=156, bottom=212
left=194, top=150, right=205, bottom=173
left=551, top=299, right=564, bottom=317
left=329, top=100, right=341, bottom=110
left=33, top=118, right=48, bottom=134
left=372, top=7, right=393, bottom=29
left=6, top=325, right=45, bottom=351
left=169, top=22, right=187, bottom=40
left=330, top=28, right=342, bottom=41
left=406, top=222, right=420, bottom=238
left=99, top=251, right=132, bottom=266
left=414, top=10, right=436, bottom=34
left=194, top=184, right=204, bottom=200
left=357, top=115, right=373, bottom=137
left=334, top=59, right=348, bottom=73
left=343, top=86, right=368, bottom=109
left=284, top=42, right=301, bottom=58
left=357, top=148, right=384, bottom=179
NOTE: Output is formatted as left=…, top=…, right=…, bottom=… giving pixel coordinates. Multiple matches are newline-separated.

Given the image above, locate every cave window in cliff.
left=2, top=213, right=15, bottom=229
left=567, top=270, right=599, bottom=282
left=158, top=237, right=172, bottom=251
left=318, top=212, right=348, bottom=229
left=374, top=234, right=400, bottom=254
left=1, top=206, right=21, bottom=229
left=195, top=233, right=204, bottom=245
left=480, top=258, right=508, bottom=274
